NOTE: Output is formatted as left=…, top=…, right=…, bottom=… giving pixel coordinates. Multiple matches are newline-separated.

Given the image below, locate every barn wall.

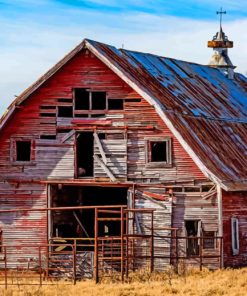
left=222, top=190, right=247, bottom=267
left=172, top=190, right=220, bottom=269
left=0, top=49, right=206, bottom=184
left=0, top=182, right=47, bottom=267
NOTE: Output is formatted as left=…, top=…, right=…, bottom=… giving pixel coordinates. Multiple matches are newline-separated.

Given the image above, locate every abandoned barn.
left=0, top=25, right=246, bottom=282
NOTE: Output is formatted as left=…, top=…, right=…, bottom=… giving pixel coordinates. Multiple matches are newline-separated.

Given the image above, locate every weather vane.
left=217, top=8, right=226, bottom=28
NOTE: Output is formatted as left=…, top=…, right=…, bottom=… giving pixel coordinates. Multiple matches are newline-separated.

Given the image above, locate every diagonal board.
left=94, top=154, right=117, bottom=182
left=93, top=132, right=107, bottom=164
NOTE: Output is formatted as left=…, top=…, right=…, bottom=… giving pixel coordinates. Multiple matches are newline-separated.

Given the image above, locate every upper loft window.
left=74, top=89, right=106, bottom=117
left=74, top=88, right=124, bottom=117
left=11, top=138, right=35, bottom=164
left=145, top=137, right=172, bottom=167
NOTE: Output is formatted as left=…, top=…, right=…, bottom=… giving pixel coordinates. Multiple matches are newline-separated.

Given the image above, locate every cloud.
left=0, top=1, right=246, bottom=117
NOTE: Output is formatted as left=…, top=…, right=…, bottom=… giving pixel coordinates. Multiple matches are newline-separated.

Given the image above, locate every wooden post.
left=38, top=246, right=42, bottom=287
left=94, top=208, right=99, bottom=283
left=150, top=211, right=154, bottom=272
left=220, top=237, right=223, bottom=269
left=125, top=209, right=129, bottom=278
left=199, top=237, right=202, bottom=271
left=120, top=207, right=124, bottom=282
left=175, top=229, right=178, bottom=273
left=4, top=247, right=7, bottom=290
left=73, top=242, right=76, bottom=285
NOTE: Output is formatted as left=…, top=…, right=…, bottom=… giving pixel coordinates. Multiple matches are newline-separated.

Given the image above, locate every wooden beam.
left=94, top=155, right=117, bottom=182
left=93, top=132, right=107, bottom=164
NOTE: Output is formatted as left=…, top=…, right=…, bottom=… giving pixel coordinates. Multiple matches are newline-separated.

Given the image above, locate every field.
left=0, top=268, right=247, bottom=296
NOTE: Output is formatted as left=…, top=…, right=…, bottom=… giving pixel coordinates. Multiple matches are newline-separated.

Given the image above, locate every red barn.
left=0, top=27, right=246, bottom=280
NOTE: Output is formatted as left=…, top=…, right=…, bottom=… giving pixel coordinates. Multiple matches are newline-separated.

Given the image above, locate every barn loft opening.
left=91, top=92, right=106, bottom=110
left=108, top=99, right=124, bottom=110
left=50, top=185, right=128, bottom=248
left=58, top=106, right=73, bottom=117
left=16, top=140, right=31, bottom=161
left=76, top=132, right=94, bottom=177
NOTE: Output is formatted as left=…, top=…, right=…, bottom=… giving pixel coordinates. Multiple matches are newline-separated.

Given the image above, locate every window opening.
left=16, top=141, right=31, bottom=162
left=150, top=141, right=167, bottom=162
left=76, top=132, right=94, bottom=177
left=40, top=135, right=56, bottom=140
left=40, top=113, right=56, bottom=117
left=91, top=92, right=106, bottom=110
left=185, top=220, right=200, bottom=256
left=58, top=106, right=73, bottom=117
left=203, top=231, right=215, bottom=249
left=74, top=89, right=90, bottom=110
left=231, top=217, right=239, bottom=255
left=108, top=99, right=124, bottom=110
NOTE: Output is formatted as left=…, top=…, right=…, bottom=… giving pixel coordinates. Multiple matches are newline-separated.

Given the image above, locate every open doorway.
left=185, top=220, right=200, bottom=256
left=50, top=185, right=128, bottom=248
left=76, top=132, right=94, bottom=177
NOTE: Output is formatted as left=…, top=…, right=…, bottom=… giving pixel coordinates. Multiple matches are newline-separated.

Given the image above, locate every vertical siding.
left=222, top=190, right=247, bottom=267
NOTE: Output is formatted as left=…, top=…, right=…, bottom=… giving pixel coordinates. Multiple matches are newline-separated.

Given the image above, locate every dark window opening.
left=91, top=92, right=106, bottom=110
left=40, top=135, right=56, bottom=140
left=16, top=141, right=31, bottom=162
left=125, top=98, right=141, bottom=103
left=150, top=141, right=168, bottom=162
left=57, top=129, right=72, bottom=134
left=185, top=220, right=199, bottom=256
left=40, top=113, right=56, bottom=117
left=74, top=89, right=89, bottom=110
left=40, top=105, right=56, bottom=110
left=108, top=99, right=124, bottom=110
left=58, top=98, right=73, bottom=103
left=203, top=231, right=215, bottom=249
left=58, top=106, right=73, bottom=117
left=76, top=132, right=94, bottom=177
left=51, top=185, right=128, bottom=250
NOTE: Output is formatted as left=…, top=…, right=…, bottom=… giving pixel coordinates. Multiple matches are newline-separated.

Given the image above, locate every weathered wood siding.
left=172, top=191, right=220, bottom=269
left=0, top=49, right=206, bottom=183
left=222, top=190, right=247, bottom=267
left=0, top=182, right=47, bottom=267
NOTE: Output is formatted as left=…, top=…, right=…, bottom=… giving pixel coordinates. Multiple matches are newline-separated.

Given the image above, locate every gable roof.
left=1, top=39, right=247, bottom=191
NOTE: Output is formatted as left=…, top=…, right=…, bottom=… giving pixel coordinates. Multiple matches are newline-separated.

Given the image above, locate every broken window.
left=185, top=220, right=200, bottom=256
left=58, top=106, right=73, bottom=117
left=231, top=217, right=239, bottom=255
left=108, top=99, right=124, bottom=110
left=16, top=140, right=31, bottom=162
left=146, top=138, right=172, bottom=165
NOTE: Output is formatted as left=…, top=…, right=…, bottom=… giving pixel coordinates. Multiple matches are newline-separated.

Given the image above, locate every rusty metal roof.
left=85, top=39, right=247, bottom=190
left=1, top=39, right=246, bottom=190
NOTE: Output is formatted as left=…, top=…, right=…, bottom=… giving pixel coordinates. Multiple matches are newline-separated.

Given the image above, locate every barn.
left=0, top=26, right=246, bottom=281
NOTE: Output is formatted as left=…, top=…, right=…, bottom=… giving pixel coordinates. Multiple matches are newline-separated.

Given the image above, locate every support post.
left=73, top=242, right=76, bottom=285
left=94, top=208, right=99, bottom=283
left=4, top=246, right=7, bottom=290
left=150, top=211, right=154, bottom=272
left=120, top=207, right=124, bottom=282
left=38, top=246, right=42, bottom=287
left=199, top=237, right=202, bottom=271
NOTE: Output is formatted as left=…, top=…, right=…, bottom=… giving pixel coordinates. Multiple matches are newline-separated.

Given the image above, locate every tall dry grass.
left=1, top=267, right=247, bottom=296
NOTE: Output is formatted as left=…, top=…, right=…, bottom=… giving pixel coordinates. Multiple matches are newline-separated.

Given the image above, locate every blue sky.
left=0, top=0, right=247, bottom=115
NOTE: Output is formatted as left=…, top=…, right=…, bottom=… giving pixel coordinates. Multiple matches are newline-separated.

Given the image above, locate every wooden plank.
left=93, top=132, right=107, bottom=164
left=94, top=155, right=117, bottom=182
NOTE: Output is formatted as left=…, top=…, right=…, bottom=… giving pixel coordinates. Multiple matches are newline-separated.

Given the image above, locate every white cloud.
left=0, top=7, right=246, bottom=117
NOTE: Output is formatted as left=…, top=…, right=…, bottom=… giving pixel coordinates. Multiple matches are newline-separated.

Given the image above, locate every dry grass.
left=0, top=267, right=247, bottom=296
